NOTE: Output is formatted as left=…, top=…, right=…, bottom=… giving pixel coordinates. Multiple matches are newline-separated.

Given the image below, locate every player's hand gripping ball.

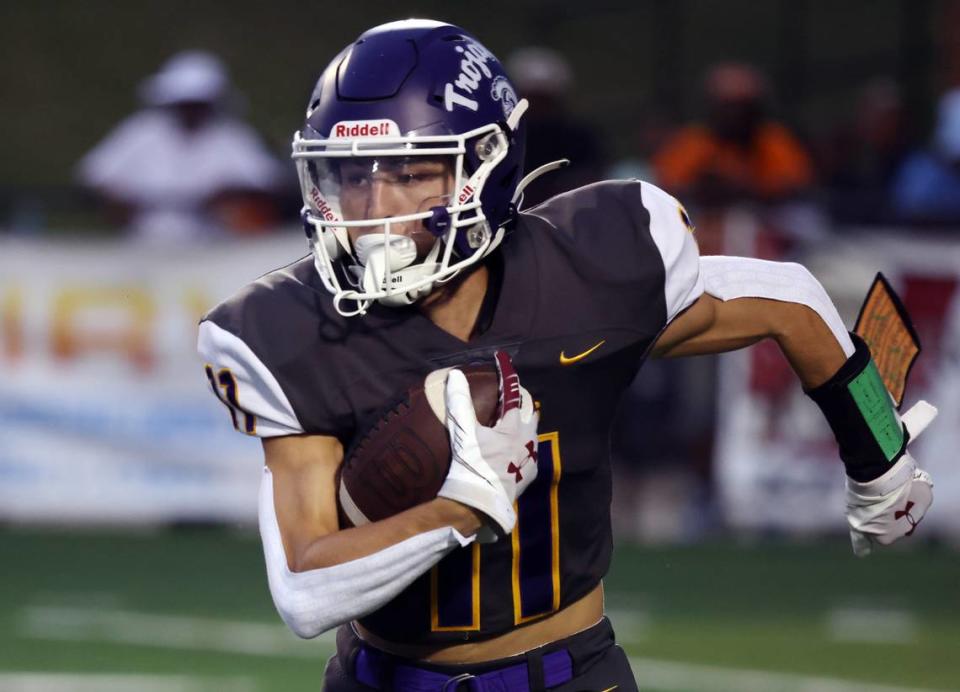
left=336, top=362, right=500, bottom=527
left=438, top=351, right=540, bottom=538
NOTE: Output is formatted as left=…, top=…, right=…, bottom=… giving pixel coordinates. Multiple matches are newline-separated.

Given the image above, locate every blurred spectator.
left=819, top=78, right=910, bottom=225
left=77, top=51, right=284, bottom=243
left=506, top=47, right=606, bottom=207
left=891, top=87, right=960, bottom=225
left=652, top=62, right=814, bottom=208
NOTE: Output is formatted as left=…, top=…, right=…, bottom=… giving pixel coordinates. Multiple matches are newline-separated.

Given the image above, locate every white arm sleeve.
left=699, top=255, right=855, bottom=357
left=198, top=320, right=304, bottom=437
left=259, top=467, right=475, bottom=638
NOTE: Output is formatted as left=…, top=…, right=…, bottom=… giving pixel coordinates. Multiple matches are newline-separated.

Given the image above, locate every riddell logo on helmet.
left=309, top=187, right=339, bottom=222
left=457, top=184, right=475, bottom=204
left=330, top=120, right=400, bottom=138
left=444, top=41, right=496, bottom=113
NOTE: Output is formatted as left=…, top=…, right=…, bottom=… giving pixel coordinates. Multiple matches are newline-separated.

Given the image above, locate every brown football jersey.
left=198, top=179, right=703, bottom=643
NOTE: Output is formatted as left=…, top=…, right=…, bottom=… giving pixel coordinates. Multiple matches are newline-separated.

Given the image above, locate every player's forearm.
left=655, top=258, right=852, bottom=388
left=291, top=498, right=484, bottom=572
left=259, top=468, right=482, bottom=638
left=684, top=297, right=847, bottom=387
left=263, top=434, right=481, bottom=572
left=769, top=301, right=848, bottom=389
left=654, top=293, right=848, bottom=388
left=671, top=297, right=848, bottom=387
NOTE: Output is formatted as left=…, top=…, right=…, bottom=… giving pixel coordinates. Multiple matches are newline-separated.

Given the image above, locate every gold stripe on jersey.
left=512, top=430, right=562, bottom=625
left=430, top=541, right=481, bottom=631
left=549, top=432, right=562, bottom=611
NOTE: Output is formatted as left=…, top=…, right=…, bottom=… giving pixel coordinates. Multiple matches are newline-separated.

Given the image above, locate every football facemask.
left=293, top=114, right=523, bottom=317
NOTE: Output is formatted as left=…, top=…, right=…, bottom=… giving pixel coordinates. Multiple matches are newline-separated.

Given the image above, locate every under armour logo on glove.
left=508, top=441, right=538, bottom=483
left=894, top=501, right=920, bottom=536
left=846, top=400, right=937, bottom=557
left=440, top=351, right=540, bottom=539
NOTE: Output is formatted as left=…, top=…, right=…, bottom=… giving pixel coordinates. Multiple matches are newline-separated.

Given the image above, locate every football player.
left=198, top=20, right=937, bottom=691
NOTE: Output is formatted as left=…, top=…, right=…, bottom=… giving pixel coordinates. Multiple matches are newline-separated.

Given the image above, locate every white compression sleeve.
left=259, top=467, right=475, bottom=638
left=699, top=256, right=855, bottom=357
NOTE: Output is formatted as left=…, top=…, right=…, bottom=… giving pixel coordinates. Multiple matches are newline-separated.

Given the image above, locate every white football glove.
left=438, top=352, right=540, bottom=540
left=846, top=400, right=937, bottom=557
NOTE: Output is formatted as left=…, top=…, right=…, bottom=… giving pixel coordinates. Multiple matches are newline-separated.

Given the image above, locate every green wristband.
left=848, top=360, right=904, bottom=462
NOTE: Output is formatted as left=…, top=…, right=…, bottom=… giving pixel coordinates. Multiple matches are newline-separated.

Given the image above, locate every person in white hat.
left=77, top=50, right=284, bottom=243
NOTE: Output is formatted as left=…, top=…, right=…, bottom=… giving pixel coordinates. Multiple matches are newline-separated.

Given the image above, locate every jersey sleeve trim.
left=639, top=181, right=705, bottom=322
left=198, top=320, right=304, bottom=438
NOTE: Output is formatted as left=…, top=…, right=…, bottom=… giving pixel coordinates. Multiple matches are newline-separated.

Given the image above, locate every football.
left=337, top=363, right=499, bottom=527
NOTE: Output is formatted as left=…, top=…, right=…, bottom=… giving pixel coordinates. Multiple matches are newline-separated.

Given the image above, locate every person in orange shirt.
left=654, top=62, right=814, bottom=207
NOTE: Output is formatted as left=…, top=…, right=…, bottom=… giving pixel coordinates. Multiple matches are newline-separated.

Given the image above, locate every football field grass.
left=2, top=528, right=958, bottom=691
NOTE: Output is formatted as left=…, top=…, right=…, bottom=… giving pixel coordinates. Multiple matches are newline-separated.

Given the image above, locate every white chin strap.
left=350, top=234, right=443, bottom=308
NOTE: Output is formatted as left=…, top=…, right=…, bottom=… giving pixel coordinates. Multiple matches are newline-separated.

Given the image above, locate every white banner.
left=0, top=234, right=305, bottom=523
left=3, top=230, right=958, bottom=536
left=714, top=231, right=960, bottom=539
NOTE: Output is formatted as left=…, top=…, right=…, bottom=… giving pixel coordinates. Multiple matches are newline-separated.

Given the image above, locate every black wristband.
left=806, top=333, right=907, bottom=482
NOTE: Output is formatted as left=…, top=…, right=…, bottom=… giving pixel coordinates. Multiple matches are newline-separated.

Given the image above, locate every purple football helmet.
left=292, top=19, right=528, bottom=316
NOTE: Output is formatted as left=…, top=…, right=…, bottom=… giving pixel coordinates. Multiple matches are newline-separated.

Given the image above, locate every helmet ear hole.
left=474, top=132, right=507, bottom=161
left=464, top=222, right=491, bottom=251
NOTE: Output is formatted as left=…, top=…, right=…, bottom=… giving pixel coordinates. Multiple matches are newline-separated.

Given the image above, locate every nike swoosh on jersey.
left=559, top=339, right=606, bottom=365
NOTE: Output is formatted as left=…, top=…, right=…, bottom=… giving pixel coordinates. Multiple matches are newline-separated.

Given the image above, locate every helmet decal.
left=444, top=41, right=497, bottom=112
left=490, top=76, right=519, bottom=120
left=307, top=186, right=340, bottom=223
left=329, top=120, right=400, bottom=139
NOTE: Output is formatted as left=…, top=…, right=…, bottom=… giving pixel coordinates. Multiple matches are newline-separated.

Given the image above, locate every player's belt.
left=353, top=644, right=574, bottom=691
